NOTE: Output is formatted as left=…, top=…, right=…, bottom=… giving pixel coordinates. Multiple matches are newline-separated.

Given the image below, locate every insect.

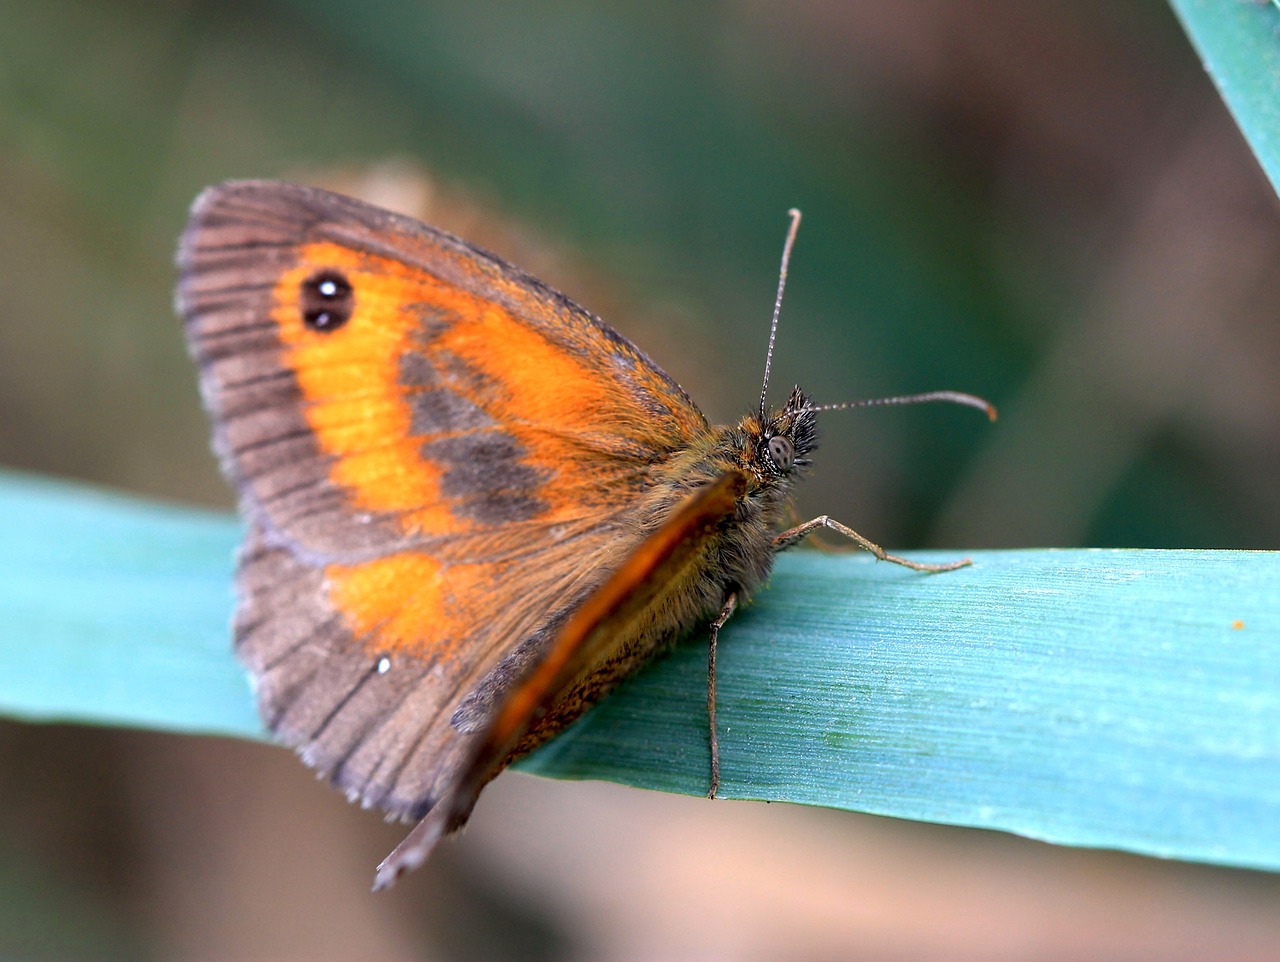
left=176, top=181, right=993, bottom=889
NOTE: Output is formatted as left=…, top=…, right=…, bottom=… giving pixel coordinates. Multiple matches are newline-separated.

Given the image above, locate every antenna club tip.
left=985, top=403, right=999, bottom=422
left=787, top=207, right=802, bottom=220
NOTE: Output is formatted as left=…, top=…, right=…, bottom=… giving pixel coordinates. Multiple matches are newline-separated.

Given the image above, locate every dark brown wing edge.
left=370, top=469, right=748, bottom=890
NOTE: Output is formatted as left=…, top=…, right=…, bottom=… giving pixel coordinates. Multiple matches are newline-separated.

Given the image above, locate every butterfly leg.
left=706, top=591, right=738, bottom=800
left=773, top=516, right=971, bottom=573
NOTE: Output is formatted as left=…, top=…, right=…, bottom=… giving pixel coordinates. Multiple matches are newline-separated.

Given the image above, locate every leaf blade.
left=1170, top=0, right=1280, bottom=197
left=1, top=469, right=1277, bottom=871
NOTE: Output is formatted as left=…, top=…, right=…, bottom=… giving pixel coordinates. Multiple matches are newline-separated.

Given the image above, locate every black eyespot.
left=301, top=270, right=354, bottom=331
left=767, top=435, right=795, bottom=472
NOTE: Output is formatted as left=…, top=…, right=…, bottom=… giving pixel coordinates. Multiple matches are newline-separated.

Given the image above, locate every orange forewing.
left=182, top=182, right=707, bottom=554
left=269, top=240, right=689, bottom=534
left=178, top=181, right=714, bottom=818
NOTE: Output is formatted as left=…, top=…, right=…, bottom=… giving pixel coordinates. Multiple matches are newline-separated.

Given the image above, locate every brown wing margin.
left=371, top=469, right=748, bottom=889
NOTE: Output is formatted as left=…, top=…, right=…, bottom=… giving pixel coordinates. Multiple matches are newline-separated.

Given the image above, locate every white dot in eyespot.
left=318, top=278, right=338, bottom=297
left=376, top=656, right=392, bottom=674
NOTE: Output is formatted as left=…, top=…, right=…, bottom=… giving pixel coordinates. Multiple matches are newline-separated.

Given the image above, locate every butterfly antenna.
left=809, top=390, right=998, bottom=421
left=759, top=208, right=803, bottom=422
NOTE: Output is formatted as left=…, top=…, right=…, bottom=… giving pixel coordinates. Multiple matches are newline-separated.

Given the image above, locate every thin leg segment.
left=772, top=516, right=971, bottom=573
left=706, top=591, right=738, bottom=799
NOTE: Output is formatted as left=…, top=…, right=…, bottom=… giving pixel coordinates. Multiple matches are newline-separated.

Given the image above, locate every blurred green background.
left=3, top=0, right=1280, bottom=959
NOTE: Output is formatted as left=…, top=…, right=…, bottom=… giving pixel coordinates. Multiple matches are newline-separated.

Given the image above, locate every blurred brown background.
left=2, top=0, right=1280, bottom=958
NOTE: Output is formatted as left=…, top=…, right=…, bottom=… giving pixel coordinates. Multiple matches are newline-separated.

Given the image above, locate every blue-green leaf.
left=1, top=470, right=1277, bottom=872
left=1170, top=0, right=1280, bottom=196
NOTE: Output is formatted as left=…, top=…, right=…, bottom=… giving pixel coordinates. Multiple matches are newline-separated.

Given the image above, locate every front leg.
left=706, top=591, right=738, bottom=799
left=773, top=516, right=971, bottom=573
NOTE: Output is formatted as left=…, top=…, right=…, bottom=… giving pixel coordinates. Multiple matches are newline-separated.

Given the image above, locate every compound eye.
left=767, top=435, right=795, bottom=471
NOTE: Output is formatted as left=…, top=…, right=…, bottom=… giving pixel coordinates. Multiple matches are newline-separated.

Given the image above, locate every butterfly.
left=176, top=181, right=993, bottom=889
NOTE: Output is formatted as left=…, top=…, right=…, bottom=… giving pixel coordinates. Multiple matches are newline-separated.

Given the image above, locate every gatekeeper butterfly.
left=177, top=181, right=993, bottom=889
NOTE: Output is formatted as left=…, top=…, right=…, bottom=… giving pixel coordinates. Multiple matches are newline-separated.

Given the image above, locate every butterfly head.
left=760, top=385, right=818, bottom=474
left=739, top=384, right=818, bottom=488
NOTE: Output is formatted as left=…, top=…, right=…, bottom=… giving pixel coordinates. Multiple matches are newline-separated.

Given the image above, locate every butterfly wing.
left=373, top=469, right=748, bottom=888
left=178, top=181, right=710, bottom=817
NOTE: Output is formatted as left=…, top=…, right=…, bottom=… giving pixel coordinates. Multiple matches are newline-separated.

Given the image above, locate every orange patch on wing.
left=272, top=240, right=644, bottom=534
left=444, top=312, right=618, bottom=427
left=326, top=553, right=451, bottom=657
left=272, top=243, right=464, bottom=534
left=435, top=308, right=635, bottom=516
left=327, top=552, right=516, bottom=660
